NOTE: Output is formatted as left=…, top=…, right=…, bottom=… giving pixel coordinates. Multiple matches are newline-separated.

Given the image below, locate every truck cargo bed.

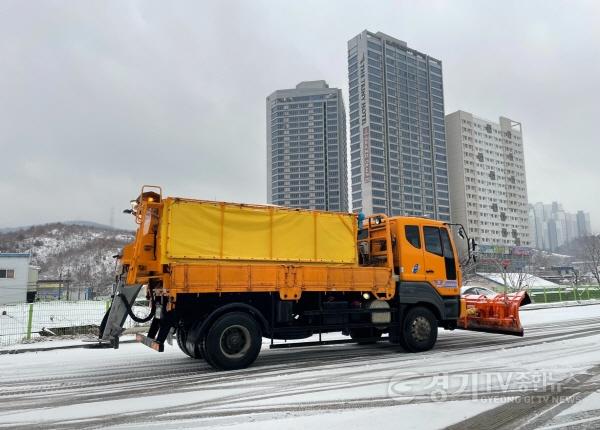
left=168, top=262, right=395, bottom=300
left=160, top=199, right=357, bottom=265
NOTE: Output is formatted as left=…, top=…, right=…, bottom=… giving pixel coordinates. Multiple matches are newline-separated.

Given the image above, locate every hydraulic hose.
left=118, top=293, right=156, bottom=323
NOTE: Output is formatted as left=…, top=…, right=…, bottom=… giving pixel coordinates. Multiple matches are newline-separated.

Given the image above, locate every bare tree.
left=460, top=258, right=479, bottom=286
left=484, top=255, right=535, bottom=292
left=579, top=235, right=600, bottom=286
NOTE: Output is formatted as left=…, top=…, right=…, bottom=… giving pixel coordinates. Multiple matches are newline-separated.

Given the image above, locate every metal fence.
left=0, top=300, right=148, bottom=347
left=2, top=288, right=599, bottom=347
left=528, top=285, right=600, bottom=304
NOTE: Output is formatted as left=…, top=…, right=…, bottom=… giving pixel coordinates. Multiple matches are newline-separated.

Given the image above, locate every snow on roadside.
left=521, top=299, right=600, bottom=311
left=519, top=303, right=600, bottom=325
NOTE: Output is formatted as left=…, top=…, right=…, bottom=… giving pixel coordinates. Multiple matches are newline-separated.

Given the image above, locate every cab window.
left=423, top=226, right=443, bottom=256
left=440, top=228, right=455, bottom=260
left=405, top=225, right=421, bottom=248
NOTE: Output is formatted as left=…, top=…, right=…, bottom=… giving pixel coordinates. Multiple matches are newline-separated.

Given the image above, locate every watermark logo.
left=387, top=370, right=580, bottom=403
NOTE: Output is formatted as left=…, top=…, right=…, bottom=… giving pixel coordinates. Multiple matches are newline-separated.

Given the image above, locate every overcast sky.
left=1, top=0, right=599, bottom=231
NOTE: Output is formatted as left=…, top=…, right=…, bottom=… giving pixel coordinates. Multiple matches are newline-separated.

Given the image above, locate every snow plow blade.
left=99, top=282, right=143, bottom=347
left=457, top=291, right=531, bottom=336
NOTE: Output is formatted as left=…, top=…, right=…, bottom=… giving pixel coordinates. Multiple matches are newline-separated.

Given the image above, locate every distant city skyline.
left=529, top=202, right=592, bottom=251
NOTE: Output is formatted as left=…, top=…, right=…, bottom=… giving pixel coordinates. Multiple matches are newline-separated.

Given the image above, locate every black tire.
left=177, top=327, right=201, bottom=358
left=349, top=328, right=383, bottom=345
left=204, top=312, right=262, bottom=371
left=200, top=336, right=215, bottom=368
left=400, top=306, right=438, bottom=352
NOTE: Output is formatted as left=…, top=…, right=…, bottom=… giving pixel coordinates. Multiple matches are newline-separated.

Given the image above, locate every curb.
left=521, top=300, right=600, bottom=311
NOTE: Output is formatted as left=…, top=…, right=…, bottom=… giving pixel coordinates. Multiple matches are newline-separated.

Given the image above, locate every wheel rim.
left=219, top=325, right=251, bottom=359
left=410, top=316, right=431, bottom=343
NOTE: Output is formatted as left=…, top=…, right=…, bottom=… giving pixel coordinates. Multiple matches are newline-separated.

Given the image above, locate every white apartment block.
left=446, top=111, right=530, bottom=247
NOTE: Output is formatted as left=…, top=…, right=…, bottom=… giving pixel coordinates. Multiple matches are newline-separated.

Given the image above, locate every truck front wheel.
left=400, top=306, right=438, bottom=352
left=204, top=312, right=262, bottom=370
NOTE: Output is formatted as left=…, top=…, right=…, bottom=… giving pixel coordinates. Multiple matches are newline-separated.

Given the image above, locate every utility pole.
left=58, top=268, right=62, bottom=300
left=66, top=270, right=70, bottom=301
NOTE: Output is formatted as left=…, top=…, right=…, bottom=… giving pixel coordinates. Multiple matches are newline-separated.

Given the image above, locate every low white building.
left=0, top=253, right=38, bottom=305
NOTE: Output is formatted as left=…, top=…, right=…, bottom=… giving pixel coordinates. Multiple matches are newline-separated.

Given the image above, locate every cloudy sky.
left=1, top=0, right=598, bottom=231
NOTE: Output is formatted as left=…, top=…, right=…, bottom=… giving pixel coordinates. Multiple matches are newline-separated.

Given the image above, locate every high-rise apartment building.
left=266, top=81, right=348, bottom=211
left=347, top=31, right=450, bottom=220
left=576, top=210, right=592, bottom=237
left=446, top=111, right=530, bottom=247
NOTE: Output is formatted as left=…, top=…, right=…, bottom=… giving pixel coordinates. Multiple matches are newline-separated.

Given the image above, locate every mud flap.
left=457, top=291, right=531, bottom=336
left=99, top=282, right=143, bottom=347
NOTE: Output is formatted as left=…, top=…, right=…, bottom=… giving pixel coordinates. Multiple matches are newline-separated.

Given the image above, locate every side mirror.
left=458, top=229, right=465, bottom=239
left=470, top=238, right=477, bottom=251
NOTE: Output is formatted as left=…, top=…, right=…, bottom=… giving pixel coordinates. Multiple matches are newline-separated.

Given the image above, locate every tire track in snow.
left=0, top=315, right=599, bottom=428
left=444, top=365, right=600, bottom=430
left=1, top=319, right=599, bottom=414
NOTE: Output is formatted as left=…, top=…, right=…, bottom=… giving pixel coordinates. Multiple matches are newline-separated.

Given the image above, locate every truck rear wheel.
left=400, top=306, right=437, bottom=352
left=204, top=312, right=262, bottom=370
left=177, top=327, right=202, bottom=359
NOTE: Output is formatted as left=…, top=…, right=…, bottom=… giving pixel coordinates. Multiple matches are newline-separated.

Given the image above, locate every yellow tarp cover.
left=161, top=199, right=357, bottom=265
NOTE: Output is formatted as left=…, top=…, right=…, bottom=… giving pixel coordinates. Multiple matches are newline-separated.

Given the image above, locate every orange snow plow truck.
left=99, top=186, right=530, bottom=370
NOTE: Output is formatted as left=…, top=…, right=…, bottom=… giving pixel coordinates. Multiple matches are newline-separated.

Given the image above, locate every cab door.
left=422, top=225, right=458, bottom=290
left=398, top=222, right=425, bottom=282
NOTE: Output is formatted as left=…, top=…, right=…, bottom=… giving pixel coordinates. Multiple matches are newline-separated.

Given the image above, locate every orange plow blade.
left=457, top=291, right=531, bottom=336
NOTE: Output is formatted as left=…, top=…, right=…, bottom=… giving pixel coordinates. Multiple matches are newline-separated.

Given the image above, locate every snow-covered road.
left=0, top=305, right=599, bottom=430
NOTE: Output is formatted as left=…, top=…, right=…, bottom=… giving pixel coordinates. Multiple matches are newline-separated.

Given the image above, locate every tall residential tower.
left=267, top=81, right=348, bottom=211
left=446, top=110, right=530, bottom=247
left=347, top=30, right=450, bottom=221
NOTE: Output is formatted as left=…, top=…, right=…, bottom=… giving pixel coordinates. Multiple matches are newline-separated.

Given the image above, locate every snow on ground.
left=556, top=390, right=600, bottom=417
left=519, top=303, right=599, bottom=325
left=0, top=335, right=137, bottom=352
left=0, top=305, right=599, bottom=429
left=521, top=299, right=600, bottom=311
left=119, top=399, right=503, bottom=430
